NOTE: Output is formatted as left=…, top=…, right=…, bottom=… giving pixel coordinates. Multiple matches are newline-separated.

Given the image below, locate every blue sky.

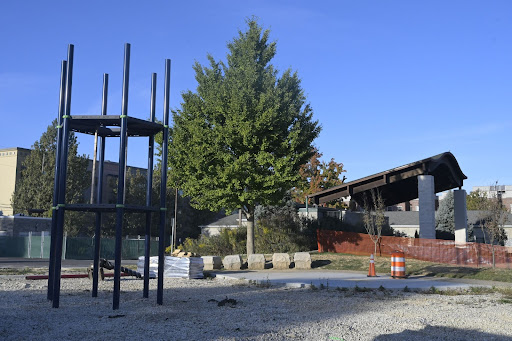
left=1, top=1, right=511, bottom=192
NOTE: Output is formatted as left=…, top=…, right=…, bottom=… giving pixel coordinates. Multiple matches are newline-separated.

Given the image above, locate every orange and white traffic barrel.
left=367, top=253, right=377, bottom=277
left=391, top=250, right=406, bottom=278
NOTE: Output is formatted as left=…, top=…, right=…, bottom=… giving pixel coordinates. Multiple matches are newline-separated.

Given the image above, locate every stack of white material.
left=136, top=256, right=159, bottom=278
left=137, top=256, right=204, bottom=279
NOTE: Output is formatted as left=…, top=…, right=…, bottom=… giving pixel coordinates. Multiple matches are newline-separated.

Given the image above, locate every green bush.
left=254, top=221, right=311, bottom=254
left=178, top=228, right=246, bottom=256
left=178, top=202, right=321, bottom=255
left=255, top=203, right=319, bottom=252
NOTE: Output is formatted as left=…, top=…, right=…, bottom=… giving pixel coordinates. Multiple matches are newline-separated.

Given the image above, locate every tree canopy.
left=168, top=19, right=321, bottom=254
left=11, top=120, right=90, bottom=235
left=466, top=189, right=488, bottom=210
left=435, top=190, right=454, bottom=234
left=291, top=148, right=346, bottom=207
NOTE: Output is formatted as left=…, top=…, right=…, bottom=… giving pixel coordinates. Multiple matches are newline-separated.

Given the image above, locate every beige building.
left=473, top=185, right=512, bottom=212
left=0, top=147, right=31, bottom=215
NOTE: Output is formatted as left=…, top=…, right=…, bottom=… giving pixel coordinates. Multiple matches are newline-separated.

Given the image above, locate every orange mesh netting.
left=317, top=229, right=512, bottom=269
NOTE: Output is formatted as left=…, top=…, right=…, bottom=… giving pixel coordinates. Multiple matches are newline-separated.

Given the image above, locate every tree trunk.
left=245, top=207, right=255, bottom=255
left=492, top=245, right=496, bottom=268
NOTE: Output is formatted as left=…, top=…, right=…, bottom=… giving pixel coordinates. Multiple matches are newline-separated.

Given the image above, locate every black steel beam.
left=113, top=43, right=130, bottom=310
left=92, top=73, right=109, bottom=298
left=47, top=60, right=67, bottom=301
left=69, top=115, right=162, bottom=137
left=52, top=44, right=74, bottom=308
left=144, top=73, right=157, bottom=298
left=158, top=59, right=171, bottom=305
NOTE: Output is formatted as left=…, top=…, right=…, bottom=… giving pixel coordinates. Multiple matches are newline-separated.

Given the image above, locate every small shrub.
left=439, top=288, right=462, bottom=296
left=179, top=228, right=246, bottom=256
left=354, top=285, right=372, bottom=293
left=426, top=286, right=440, bottom=294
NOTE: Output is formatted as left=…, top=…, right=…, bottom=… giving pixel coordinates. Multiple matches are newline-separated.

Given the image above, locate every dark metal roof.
left=69, top=115, right=163, bottom=137
left=309, top=152, right=467, bottom=207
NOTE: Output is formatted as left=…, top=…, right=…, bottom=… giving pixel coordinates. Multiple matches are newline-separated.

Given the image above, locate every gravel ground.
left=1, top=275, right=512, bottom=341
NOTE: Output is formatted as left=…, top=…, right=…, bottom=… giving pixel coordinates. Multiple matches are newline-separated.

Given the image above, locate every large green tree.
left=466, top=189, right=488, bottom=210
left=169, top=19, right=321, bottom=254
left=435, top=190, right=455, bottom=234
left=11, top=120, right=90, bottom=235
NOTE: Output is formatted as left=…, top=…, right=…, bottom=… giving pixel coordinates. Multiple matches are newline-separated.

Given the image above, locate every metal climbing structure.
left=47, top=43, right=170, bottom=310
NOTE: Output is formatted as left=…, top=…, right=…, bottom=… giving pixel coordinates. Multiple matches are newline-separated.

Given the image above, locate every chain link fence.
left=0, top=233, right=159, bottom=260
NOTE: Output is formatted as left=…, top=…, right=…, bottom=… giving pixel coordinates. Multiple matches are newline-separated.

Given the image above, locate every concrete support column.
left=418, top=175, right=436, bottom=239
left=454, top=189, right=468, bottom=244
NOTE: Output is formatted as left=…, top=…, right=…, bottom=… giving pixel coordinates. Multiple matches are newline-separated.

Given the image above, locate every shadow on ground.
left=374, top=325, right=512, bottom=341
left=311, top=259, right=331, bottom=268
left=410, top=265, right=482, bottom=278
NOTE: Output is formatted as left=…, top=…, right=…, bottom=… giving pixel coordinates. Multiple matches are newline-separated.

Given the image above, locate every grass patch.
left=421, top=286, right=512, bottom=298
left=468, top=286, right=496, bottom=295
left=311, top=252, right=512, bottom=283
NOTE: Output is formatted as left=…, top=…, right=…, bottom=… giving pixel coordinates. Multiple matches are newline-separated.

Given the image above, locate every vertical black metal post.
left=92, top=73, right=108, bottom=297
left=113, top=44, right=130, bottom=310
left=47, top=60, right=67, bottom=301
left=52, top=44, right=74, bottom=308
left=143, top=73, right=157, bottom=298
left=158, top=59, right=171, bottom=305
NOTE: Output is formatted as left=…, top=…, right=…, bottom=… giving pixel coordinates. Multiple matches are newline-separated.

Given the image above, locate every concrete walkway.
left=213, top=269, right=509, bottom=290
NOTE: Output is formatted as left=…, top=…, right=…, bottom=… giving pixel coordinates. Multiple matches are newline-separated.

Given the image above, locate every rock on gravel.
left=1, top=276, right=512, bottom=340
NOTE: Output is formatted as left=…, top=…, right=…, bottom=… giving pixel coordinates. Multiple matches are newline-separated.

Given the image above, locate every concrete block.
left=201, top=256, right=222, bottom=270
left=293, top=252, right=311, bottom=269
left=248, top=254, right=265, bottom=270
left=223, top=255, right=242, bottom=270
left=418, top=175, right=436, bottom=239
left=454, top=189, right=468, bottom=244
left=272, top=253, right=291, bottom=270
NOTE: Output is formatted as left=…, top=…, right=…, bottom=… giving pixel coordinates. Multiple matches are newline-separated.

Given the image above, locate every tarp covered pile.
left=137, top=256, right=204, bottom=279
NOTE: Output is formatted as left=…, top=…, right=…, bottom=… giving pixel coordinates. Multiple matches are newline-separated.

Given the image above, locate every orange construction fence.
left=317, top=229, right=512, bottom=269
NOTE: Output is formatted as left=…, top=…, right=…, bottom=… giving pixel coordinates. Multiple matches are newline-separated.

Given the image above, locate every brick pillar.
left=418, top=175, right=436, bottom=239
left=454, top=189, right=468, bottom=244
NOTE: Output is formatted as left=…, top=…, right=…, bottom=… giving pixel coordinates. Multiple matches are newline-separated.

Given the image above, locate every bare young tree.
left=363, top=189, right=386, bottom=256
left=478, top=182, right=508, bottom=268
